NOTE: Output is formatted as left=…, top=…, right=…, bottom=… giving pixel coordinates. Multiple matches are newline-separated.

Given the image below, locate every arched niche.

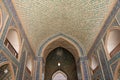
left=105, top=28, right=120, bottom=58
left=52, top=70, right=67, bottom=80
left=4, top=28, right=21, bottom=59
left=89, top=54, right=99, bottom=73
left=0, top=62, right=15, bottom=80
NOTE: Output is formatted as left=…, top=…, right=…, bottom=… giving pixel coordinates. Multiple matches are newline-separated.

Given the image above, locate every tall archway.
left=39, top=34, right=85, bottom=61
left=36, top=34, right=89, bottom=80
left=45, top=47, right=78, bottom=80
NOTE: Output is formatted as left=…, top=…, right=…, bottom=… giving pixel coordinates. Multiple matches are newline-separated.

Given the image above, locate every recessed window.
left=4, top=29, right=21, bottom=59
left=106, top=29, right=120, bottom=57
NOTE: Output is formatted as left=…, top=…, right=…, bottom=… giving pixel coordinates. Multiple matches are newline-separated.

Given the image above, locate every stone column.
left=76, top=59, right=82, bottom=80
left=80, top=56, right=90, bottom=80
left=42, top=59, right=45, bottom=80
left=36, top=57, right=44, bottom=80
left=17, top=52, right=26, bottom=80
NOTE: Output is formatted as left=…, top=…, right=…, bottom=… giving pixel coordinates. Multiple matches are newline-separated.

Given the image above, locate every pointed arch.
left=6, top=28, right=21, bottom=53
left=37, top=33, right=85, bottom=62
left=105, top=27, right=120, bottom=58
left=4, top=28, right=22, bottom=59
left=52, top=70, right=67, bottom=80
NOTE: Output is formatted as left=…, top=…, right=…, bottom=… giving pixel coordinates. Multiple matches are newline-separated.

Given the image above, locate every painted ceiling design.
left=13, top=0, right=116, bottom=53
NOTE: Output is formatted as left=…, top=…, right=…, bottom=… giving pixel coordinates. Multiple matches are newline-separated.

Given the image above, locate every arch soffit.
left=37, top=33, right=86, bottom=61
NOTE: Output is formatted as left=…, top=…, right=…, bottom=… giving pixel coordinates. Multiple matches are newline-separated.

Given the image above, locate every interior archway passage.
left=45, top=47, right=78, bottom=80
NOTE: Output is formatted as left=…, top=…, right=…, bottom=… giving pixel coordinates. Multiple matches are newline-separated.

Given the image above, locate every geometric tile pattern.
left=13, top=0, right=116, bottom=53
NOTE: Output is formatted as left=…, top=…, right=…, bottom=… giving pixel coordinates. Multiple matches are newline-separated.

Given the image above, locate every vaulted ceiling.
left=45, top=47, right=78, bottom=80
left=12, top=0, right=117, bottom=54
